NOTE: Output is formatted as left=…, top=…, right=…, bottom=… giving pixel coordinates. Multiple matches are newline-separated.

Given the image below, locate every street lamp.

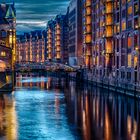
left=101, top=50, right=115, bottom=88
left=133, top=47, right=139, bottom=83
left=133, top=49, right=138, bottom=94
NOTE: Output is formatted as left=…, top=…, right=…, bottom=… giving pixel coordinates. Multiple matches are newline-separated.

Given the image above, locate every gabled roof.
left=0, top=3, right=16, bottom=25
left=5, top=4, right=16, bottom=19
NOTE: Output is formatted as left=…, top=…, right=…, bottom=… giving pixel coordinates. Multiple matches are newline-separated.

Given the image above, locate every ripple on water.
left=14, top=88, right=77, bottom=140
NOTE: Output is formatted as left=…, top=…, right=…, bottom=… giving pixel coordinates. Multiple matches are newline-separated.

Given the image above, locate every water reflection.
left=65, top=82, right=140, bottom=140
left=15, top=74, right=79, bottom=140
left=0, top=94, right=17, bottom=140
left=0, top=74, right=140, bottom=140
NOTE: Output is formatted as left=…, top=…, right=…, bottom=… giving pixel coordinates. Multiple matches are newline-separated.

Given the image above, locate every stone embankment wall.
left=0, top=72, right=6, bottom=88
left=68, top=72, right=140, bottom=98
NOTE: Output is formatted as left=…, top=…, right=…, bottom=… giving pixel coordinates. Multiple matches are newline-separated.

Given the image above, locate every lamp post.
left=102, top=50, right=115, bottom=87
left=102, top=50, right=114, bottom=75
left=133, top=47, right=139, bottom=94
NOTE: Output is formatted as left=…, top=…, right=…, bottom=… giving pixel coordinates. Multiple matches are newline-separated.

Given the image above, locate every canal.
left=0, top=73, right=140, bottom=140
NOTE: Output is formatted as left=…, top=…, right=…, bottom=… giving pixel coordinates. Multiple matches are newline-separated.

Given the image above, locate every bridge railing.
left=16, top=61, right=77, bottom=72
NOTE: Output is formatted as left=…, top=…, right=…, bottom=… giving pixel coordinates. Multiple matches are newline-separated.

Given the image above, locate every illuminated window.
left=86, top=25, right=91, bottom=33
left=9, top=35, right=12, bottom=45
left=114, top=25, right=117, bottom=34
left=128, top=36, right=132, bottom=48
left=96, top=56, right=99, bottom=66
left=56, top=52, right=61, bottom=59
left=127, top=54, right=131, bottom=67
left=122, top=21, right=126, bottom=31
left=105, top=40, right=112, bottom=53
left=117, top=25, right=120, bottom=33
left=86, top=7, right=91, bottom=15
left=1, top=51, right=6, bottom=57
left=106, top=2, right=113, bottom=13
left=86, top=16, right=91, bottom=25
left=106, top=14, right=113, bottom=25
left=106, top=26, right=113, bottom=37
left=134, top=56, right=138, bottom=68
left=128, top=6, right=132, bottom=16
left=85, top=0, right=91, bottom=7
left=85, top=34, right=92, bottom=43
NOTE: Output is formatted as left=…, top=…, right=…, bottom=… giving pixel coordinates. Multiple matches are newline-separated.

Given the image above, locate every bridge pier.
left=0, top=72, right=6, bottom=84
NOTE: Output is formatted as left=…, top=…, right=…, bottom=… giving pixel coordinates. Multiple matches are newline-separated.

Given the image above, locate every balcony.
left=48, top=54, right=52, bottom=59
left=56, top=53, right=61, bottom=59
left=47, top=45, right=52, bottom=48
left=105, top=26, right=113, bottom=37
left=56, top=36, right=61, bottom=40
left=48, top=34, right=52, bottom=38
left=85, top=16, right=92, bottom=25
left=48, top=38, right=52, bottom=42
left=105, top=15, right=113, bottom=25
left=105, top=39, right=113, bottom=54
left=56, top=24, right=60, bottom=30
left=105, top=2, right=113, bottom=14
left=85, top=0, right=91, bottom=7
left=85, top=25, right=92, bottom=34
left=56, top=47, right=61, bottom=52
left=48, top=40, right=52, bottom=44
left=48, top=49, right=52, bottom=53
left=56, top=30, right=61, bottom=35
left=85, top=7, right=92, bottom=16
left=85, top=34, right=92, bottom=44
left=48, top=29, right=52, bottom=34
left=56, top=41, right=60, bottom=46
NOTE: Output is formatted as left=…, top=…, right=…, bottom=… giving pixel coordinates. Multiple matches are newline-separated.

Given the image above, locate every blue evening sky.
left=14, top=0, right=69, bottom=34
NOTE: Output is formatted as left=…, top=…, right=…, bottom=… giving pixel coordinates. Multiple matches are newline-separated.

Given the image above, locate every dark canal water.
left=0, top=74, right=140, bottom=140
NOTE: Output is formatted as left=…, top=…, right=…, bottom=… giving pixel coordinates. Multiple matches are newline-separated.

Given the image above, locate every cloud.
left=14, top=0, right=70, bottom=34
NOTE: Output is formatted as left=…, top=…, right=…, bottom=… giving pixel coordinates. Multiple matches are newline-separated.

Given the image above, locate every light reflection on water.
left=0, top=74, right=140, bottom=140
left=0, top=94, right=17, bottom=140
left=63, top=79, right=140, bottom=140
left=20, top=77, right=48, bottom=83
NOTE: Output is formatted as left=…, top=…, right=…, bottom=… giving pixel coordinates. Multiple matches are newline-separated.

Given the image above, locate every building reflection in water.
left=0, top=93, right=17, bottom=140
left=64, top=81, right=140, bottom=140
left=1, top=73, right=140, bottom=140
left=16, top=74, right=65, bottom=126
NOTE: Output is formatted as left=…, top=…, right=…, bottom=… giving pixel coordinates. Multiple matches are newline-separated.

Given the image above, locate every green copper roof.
left=5, top=5, right=15, bottom=19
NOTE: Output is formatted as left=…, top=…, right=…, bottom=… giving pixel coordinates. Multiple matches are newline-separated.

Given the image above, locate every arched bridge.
left=15, top=61, right=77, bottom=72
